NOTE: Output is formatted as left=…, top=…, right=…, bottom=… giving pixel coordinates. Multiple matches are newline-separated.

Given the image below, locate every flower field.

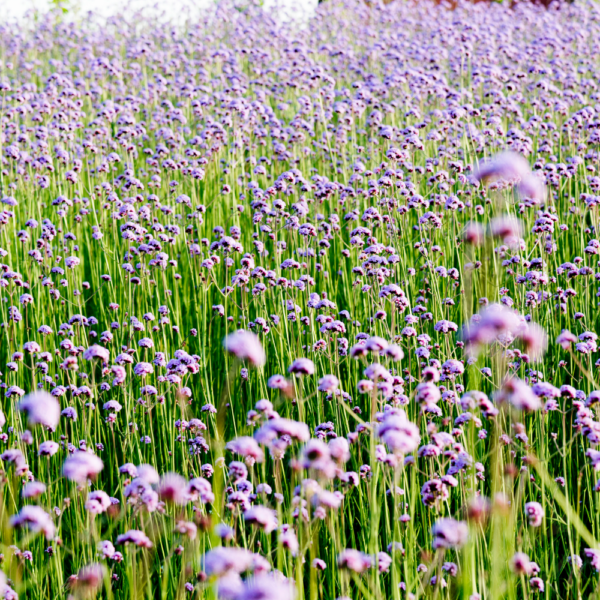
left=1, top=0, right=600, bottom=598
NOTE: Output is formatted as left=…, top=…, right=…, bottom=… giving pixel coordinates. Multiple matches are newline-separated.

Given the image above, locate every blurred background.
left=0, top=0, right=320, bottom=21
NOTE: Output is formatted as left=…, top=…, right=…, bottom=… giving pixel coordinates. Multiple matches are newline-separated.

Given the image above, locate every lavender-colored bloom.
left=23, top=341, right=41, bottom=353
left=137, top=464, right=159, bottom=484
left=267, top=374, right=292, bottom=392
left=312, top=559, right=326, bottom=570
left=463, top=222, right=485, bottom=246
left=63, top=451, right=104, bottom=484
left=585, top=548, right=600, bottom=572
left=85, top=490, right=112, bottom=514
left=475, top=152, right=544, bottom=202
left=254, top=418, right=310, bottom=445
left=187, top=477, right=214, bottom=504
left=83, top=344, right=110, bottom=363
left=97, top=540, right=116, bottom=559
left=462, top=304, right=521, bottom=354
left=519, top=323, right=548, bottom=361
left=22, top=481, right=46, bottom=499
left=280, top=528, right=299, bottom=556
left=364, top=336, right=388, bottom=352
left=226, top=437, right=264, bottom=463
left=237, top=574, right=296, bottom=600
left=556, top=330, right=578, bottom=350
left=511, top=552, right=535, bottom=576
left=71, top=563, right=107, bottom=596
left=10, top=505, right=55, bottom=540
left=384, top=344, right=404, bottom=361
left=318, top=375, right=339, bottom=393
left=38, top=441, right=59, bottom=457
left=18, top=391, right=60, bottom=429
left=223, top=330, right=266, bottom=367
left=377, top=409, right=420, bottom=455
left=329, top=437, right=350, bottom=463
left=116, top=529, right=153, bottom=548
left=244, top=505, right=278, bottom=533
left=337, top=549, right=371, bottom=573
left=133, top=362, right=154, bottom=377
left=431, top=518, right=469, bottom=550
left=157, top=473, right=188, bottom=505
left=288, top=358, right=315, bottom=376
left=529, top=577, right=545, bottom=593
left=203, top=546, right=256, bottom=577
left=489, top=216, right=523, bottom=244
left=524, top=502, right=544, bottom=527
left=495, top=378, right=541, bottom=412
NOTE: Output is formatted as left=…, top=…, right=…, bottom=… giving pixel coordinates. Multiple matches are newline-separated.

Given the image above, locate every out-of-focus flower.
left=337, top=549, right=371, bottom=573
left=288, top=358, right=315, bottom=376
left=376, top=409, right=420, bottom=455
left=83, top=344, right=110, bottom=363
left=223, top=330, right=266, bottom=367
left=10, top=505, right=55, bottom=539
left=116, top=530, right=153, bottom=548
left=431, top=518, right=468, bottom=550
left=524, top=502, right=544, bottom=527
left=63, top=451, right=104, bottom=484
left=495, top=378, right=541, bottom=412
left=18, top=391, right=60, bottom=429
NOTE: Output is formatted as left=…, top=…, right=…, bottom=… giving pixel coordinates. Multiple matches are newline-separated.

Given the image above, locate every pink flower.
left=10, top=505, right=55, bottom=540
left=495, top=378, right=541, bottom=412
left=254, top=418, right=310, bottom=445
left=223, top=330, right=266, bottom=367
left=116, top=529, right=153, bottom=548
left=243, top=505, right=278, bottom=533
left=22, top=481, right=46, bottom=499
left=237, top=574, right=296, bottom=600
left=337, top=549, right=371, bottom=573
left=511, top=552, right=535, bottom=576
left=431, top=518, right=468, bottom=550
left=318, top=375, right=339, bottom=393
left=83, top=344, right=110, bottom=363
left=203, top=546, right=256, bottom=577
left=288, top=358, right=315, bottom=376
left=63, top=451, right=104, bottom=484
left=18, top=391, right=60, bottom=429
left=226, top=437, right=264, bottom=463
left=72, top=563, right=106, bottom=595
left=556, top=329, right=578, bottom=350
left=157, top=472, right=188, bottom=505
left=85, top=490, right=112, bottom=514
left=377, top=409, right=420, bottom=455
left=524, top=502, right=544, bottom=527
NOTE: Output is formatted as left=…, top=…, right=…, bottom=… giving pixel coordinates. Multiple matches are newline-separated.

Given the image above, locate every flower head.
left=223, top=330, right=266, bottom=367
